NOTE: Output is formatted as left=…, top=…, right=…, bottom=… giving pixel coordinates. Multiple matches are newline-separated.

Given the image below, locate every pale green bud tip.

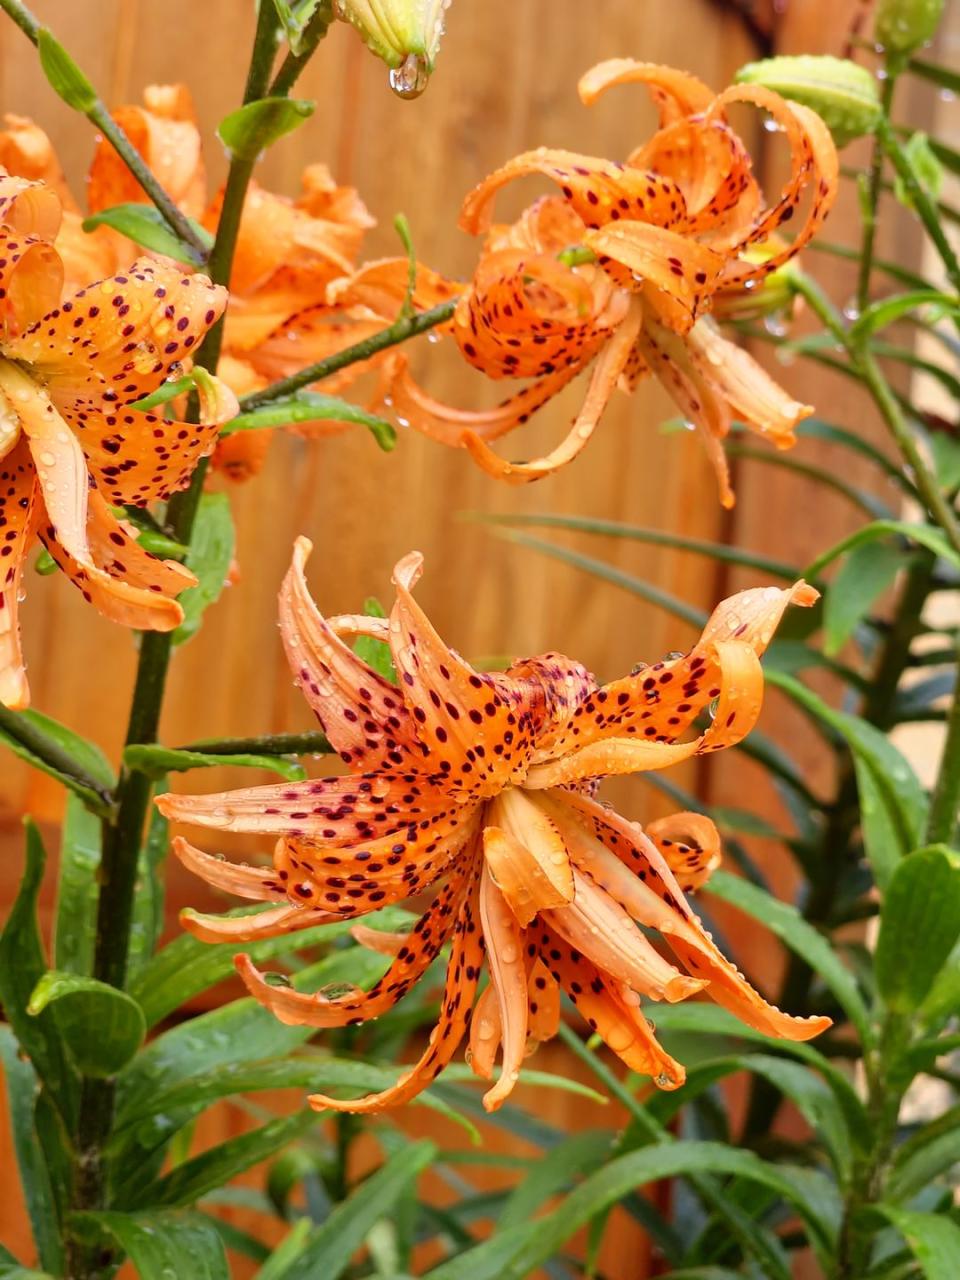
left=334, top=0, right=451, bottom=96
left=735, top=55, right=882, bottom=148
left=876, top=0, right=945, bottom=54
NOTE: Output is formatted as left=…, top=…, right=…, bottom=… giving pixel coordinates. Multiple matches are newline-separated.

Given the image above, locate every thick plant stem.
left=926, top=649, right=960, bottom=846
left=0, top=0, right=209, bottom=261
left=181, top=730, right=332, bottom=755
left=63, top=11, right=282, bottom=1278
left=270, top=1, right=335, bottom=95
left=239, top=298, right=458, bottom=409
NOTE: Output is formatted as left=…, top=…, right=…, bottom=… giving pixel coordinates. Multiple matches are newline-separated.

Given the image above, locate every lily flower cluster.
left=385, top=59, right=838, bottom=504
left=0, top=170, right=230, bottom=709
left=159, top=540, right=830, bottom=1113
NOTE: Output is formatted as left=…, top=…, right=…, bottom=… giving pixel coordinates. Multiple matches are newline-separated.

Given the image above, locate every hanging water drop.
left=389, top=52, right=429, bottom=100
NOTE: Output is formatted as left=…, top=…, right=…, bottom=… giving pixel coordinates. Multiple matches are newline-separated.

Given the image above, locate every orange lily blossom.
left=0, top=171, right=232, bottom=710
left=157, top=538, right=830, bottom=1113
left=0, top=88, right=392, bottom=481
left=382, top=60, right=839, bottom=505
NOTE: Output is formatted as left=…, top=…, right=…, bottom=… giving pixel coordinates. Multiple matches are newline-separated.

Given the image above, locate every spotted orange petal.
left=645, top=812, right=722, bottom=892
left=0, top=439, right=38, bottom=709
left=577, top=59, right=715, bottom=125
left=478, top=864, right=528, bottom=1110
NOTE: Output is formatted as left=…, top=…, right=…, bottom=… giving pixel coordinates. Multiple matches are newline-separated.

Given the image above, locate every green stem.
left=64, top=11, right=284, bottom=1278
left=0, top=705, right=114, bottom=812
left=0, top=0, right=209, bottom=262
left=270, top=1, right=334, bottom=95
left=925, top=644, right=960, bottom=846
left=238, top=299, right=458, bottom=409
left=180, top=731, right=332, bottom=755
left=877, top=117, right=960, bottom=317
left=856, top=76, right=897, bottom=315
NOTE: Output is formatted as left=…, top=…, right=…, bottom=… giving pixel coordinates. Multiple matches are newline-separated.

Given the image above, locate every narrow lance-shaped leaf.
left=218, top=97, right=315, bottom=159
left=54, top=793, right=101, bottom=975
left=875, top=845, right=960, bottom=1014
left=0, top=706, right=115, bottom=814
left=823, top=540, right=906, bottom=656
left=222, top=392, right=396, bottom=452
left=37, top=28, right=96, bottom=110
left=127, top=793, right=170, bottom=978
left=871, top=1206, right=960, bottom=1280
left=69, top=1211, right=228, bottom=1280
left=173, top=492, right=235, bottom=645
left=123, top=744, right=306, bottom=783
left=82, top=204, right=211, bottom=267
left=28, top=972, right=146, bottom=1077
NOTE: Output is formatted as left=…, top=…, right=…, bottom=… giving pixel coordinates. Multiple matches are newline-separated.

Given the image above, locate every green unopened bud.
left=333, top=0, right=451, bottom=97
left=712, top=246, right=802, bottom=325
left=876, top=0, right=945, bottom=55
left=735, top=55, right=882, bottom=147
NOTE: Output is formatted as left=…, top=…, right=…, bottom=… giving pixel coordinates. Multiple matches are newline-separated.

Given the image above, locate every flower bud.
left=735, top=55, right=881, bottom=147
left=875, top=0, right=945, bottom=55
left=712, top=242, right=801, bottom=325
left=333, top=0, right=451, bottom=97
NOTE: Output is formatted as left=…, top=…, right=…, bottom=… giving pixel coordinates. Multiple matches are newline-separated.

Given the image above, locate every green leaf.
left=217, top=97, right=315, bottom=160
left=173, top=492, right=235, bottom=645
left=128, top=374, right=197, bottom=413
left=222, top=392, right=396, bottom=452
left=28, top=972, right=145, bottom=1077
left=427, top=1143, right=834, bottom=1280
left=919, top=938, right=960, bottom=1025
left=805, top=520, right=960, bottom=578
left=498, top=1131, right=611, bottom=1232
left=893, top=134, right=945, bottom=209
left=0, top=822, right=77, bottom=1121
left=706, top=868, right=871, bottom=1041
left=876, top=846, right=960, bottom=1013
left=474, top=511, right=799, bottom=580
left=54, top=793, right=102, bottom=975
left=354, top=597, right=397, bottom=681
left=130, top=1111, right=316, bottom=1209
left=82, top=204, right=210, bottom=267
left=127, top=795, right=169, bottom=977
left=931, top=431, right=960, bottom=490
left=37, top=28, right=96, bottom=111
left=267, top=1141, right=435, bottom=1280
left=850, top=289, right=956, bottom=341
left=888, top=1103, right=960, bottom=1200
left=123, top=743, right=305, bottom=782
left=854, top=755, right=907, bottom=895
left=872, top=1207, right=960, bottom=1280
left=70, top=1210, right=228, bottom=1279
left=766, top=670, right=927, bottom=887
left=823, top=540, right=905, bottom=655
left=271, top=0, right=326, bottom=53
left=0, top=1027, right=64, bottom=1275
left=0, top=706, right=115, bottom=813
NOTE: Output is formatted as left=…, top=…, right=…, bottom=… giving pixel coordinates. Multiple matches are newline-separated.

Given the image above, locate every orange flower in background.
left=0, top=87, right=383, bottom=482
left=0, top=173, right=230, bottom=710
left=158, top=538, right=830, bottom=1113
left=388, top=60, right=839, bottom=504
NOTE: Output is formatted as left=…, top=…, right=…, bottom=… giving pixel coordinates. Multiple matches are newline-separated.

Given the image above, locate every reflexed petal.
left=584, top=223, right=723, bottom=333
left=543, top=867, right=706, bottom=1003
left=463, top=296, right=641, bottom=481
left=308, top=868, right=485, bottom=1113
left=0, top=224, right=63, bottom=338
left=0, top=172, right=63, bottom=238
left=478, top=864, right=528, bottom=1110
left=467, top=981, right=501, bottom=1080
left=80, top=405, right=220, bottom=507
left=280, top=537, right=425, bottom=770
left=578, top=59, right=714, bottom=124
left=484, top=788, right=575, bottom=924
left=0, top=439, right=38, bottom=709
left=7, top=258, right=226, bottom=420
left=460, top=149, right=688, bottom=239
left=526, top=957, right=560, bottom=1049
left=646, top=811, right=722, bottom=891
left=156, top=771, right=453, bottom=839
left=235, top=867, right=467, bottom=1028
left=172, top=836, right=289, bottom=902
left=389, top=551, right=539, bottom=795
left=0, top=116, right=76, bottom=209
left=182, top=903, right=337, bottom=943
left=84, top=492, right=195, bottom=598
left=540, top=925, right=685, bottom=1086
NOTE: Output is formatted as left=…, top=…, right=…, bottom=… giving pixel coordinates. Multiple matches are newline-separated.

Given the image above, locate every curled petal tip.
left=292, top=535, right=314, bottom=564
left=665, top=974, right=710, bottom=1003
left=792, top=580, right=819, bottom=607
left=392, top=549, right=425, bottom=590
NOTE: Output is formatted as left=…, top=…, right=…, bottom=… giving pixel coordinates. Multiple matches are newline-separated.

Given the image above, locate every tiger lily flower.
left=387, top=60, right=838, bottom=505
left=158, top=539, right=830, bottom=1113
left=0, top=172, right=229, bottom=709
left=0, top=89, right=381, bottom=482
